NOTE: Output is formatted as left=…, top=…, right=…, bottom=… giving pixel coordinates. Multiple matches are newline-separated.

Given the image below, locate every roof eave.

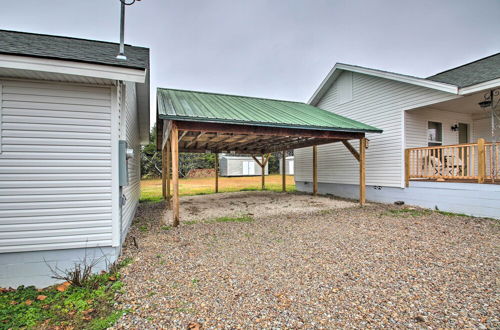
left=158, top=114, right=383, bottom=134
left=0, top=54, right=147, bottom=83
left=458, top=77, right=500, bottom=95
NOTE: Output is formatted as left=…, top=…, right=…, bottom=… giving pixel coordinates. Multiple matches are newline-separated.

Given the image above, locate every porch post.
left=171, top=123, right=180, bottom=227
left=312, top=146, right=318, bottom=196
left=478, top=138, right=486, bottom=184
left=215, top=153, right=219, bottom=193
left=359, top=138, right=366, bottom=205
left=282, top=150, right=286, bottom=192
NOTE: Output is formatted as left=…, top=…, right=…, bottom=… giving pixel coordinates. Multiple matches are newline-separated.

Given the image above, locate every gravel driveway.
left=114, top=192, right=499, bottom=329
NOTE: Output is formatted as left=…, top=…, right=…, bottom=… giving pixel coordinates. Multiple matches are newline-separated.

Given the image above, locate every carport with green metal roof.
left=156, top=88, right=382, bottom=226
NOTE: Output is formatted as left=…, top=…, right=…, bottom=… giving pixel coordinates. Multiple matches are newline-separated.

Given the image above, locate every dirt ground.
left=114, top=192, right=499, bottom=329
left=164, top=191, right=356, bottom=223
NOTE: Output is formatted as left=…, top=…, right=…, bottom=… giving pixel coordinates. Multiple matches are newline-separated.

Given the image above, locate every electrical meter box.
left=119, top=140, right=134, bottom=186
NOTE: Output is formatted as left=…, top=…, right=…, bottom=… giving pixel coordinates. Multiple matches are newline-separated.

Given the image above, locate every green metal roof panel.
left=157, top=88, right=382, bottom=133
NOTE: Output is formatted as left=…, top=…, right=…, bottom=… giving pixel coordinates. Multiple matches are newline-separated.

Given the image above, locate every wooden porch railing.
left=405, top=139, right=500, bottom=186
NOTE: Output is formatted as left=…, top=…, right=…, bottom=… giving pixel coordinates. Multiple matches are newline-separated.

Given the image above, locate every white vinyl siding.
left=0, top=80, right=113, bottom=253
left=405, top=108, right=473, bottom=148
left=296, top=71, right=459, bottom=188
left=120, top=82, right=140, bottom=241
left=472, top=117, right=492, bottom=141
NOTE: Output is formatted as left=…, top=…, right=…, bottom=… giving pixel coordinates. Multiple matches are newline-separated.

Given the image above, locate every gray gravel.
left=113, top=192, right=499, bottom=329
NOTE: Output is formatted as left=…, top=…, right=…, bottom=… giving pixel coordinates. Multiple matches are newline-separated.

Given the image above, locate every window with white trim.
left=428, top=121, right=442, bottom=146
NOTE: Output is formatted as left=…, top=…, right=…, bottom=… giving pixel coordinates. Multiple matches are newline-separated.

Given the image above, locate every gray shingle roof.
left=427, top=52, right=500, bottom=88
left=0, top=29, right=149, bottom=70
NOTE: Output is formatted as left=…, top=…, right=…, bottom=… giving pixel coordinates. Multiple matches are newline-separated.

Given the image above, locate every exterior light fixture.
left=478, top=100, right=492, bottom=108
left=451, top=124, right=459, bottom=131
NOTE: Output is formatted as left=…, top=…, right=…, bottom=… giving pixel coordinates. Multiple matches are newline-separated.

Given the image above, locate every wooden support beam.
left=282, top=150, right=286, bottom=192
left=185, top=132, right=206, bottom=148
left=262, top=153, right=271, bottom=168
left=162, top=143, right=167, bottom=199
left=215, top=153, right=219, bottom=193
left=359, top=138, right=366, bottom=206
left=161, top=120, right=173, bottom=151
left=175, top=120, right=366, bottom=140
left=178, top=131, right=188, bottom=142
left=478, top=138, right=486, bottom=184
left=313, top=146, right=318, bottom=196
left=166, top=142, right=171, bottom=199
left=251, top=155, right=263, bottom=167
left=261, top=154, right=266, bottom=190
left=171, top=123, right=180, bottom=227
left=342, top=140, right=360, bottom=161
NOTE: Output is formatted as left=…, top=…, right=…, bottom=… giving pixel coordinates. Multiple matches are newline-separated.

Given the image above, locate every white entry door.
left=242, top=161, right=255, bottom=175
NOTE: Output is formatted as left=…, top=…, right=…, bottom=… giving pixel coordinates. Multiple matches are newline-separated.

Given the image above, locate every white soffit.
left=0, top=54, right=146, bottom=83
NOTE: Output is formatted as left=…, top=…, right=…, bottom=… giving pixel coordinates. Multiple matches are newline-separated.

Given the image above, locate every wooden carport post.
left=161, top=139, right=171, bottom=200
left=282, top=150, right=286, bottom=192
left=312, top=146, right=318, bottom=196
left=171, top=123, right=180, bottom=227
left=252, top=154, right=270, bottom=190
left=342, top=138, right=367, bottom=206
left=359, top=138, right=366, bottom=206
left=261, top=155, right=265, bottom=190
left=215, top=153, right=219, bottom=193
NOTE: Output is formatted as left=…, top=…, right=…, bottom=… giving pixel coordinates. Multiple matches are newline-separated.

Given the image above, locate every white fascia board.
left=309, top=63, right=459, bottom=105
left=0, top=54, right=146, bottom=83
left=459, top=77, right=500, bottom=95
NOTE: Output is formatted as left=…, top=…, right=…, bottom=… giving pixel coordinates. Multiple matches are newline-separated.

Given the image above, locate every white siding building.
left=296, top=55, right=500, bottom=219
left=219, top=155, right=268, bottom=177
left=0, top=30, right=150, bottom=287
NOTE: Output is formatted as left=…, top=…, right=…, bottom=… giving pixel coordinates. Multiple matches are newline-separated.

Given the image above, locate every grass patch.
left=211, top=215, right=254, bottom=223
left=140, top=175, right=296, bottom=202
left=0, top=262, right=131, bottom=329
left=384, top=208, right=432, bottom=217
left=138, top=225, right=148, bottom=232
left=436, top=210, right=469, bottom=217
left=183, top=220, right=197, bottom=225
left=161, top=225, right=172, bottom=231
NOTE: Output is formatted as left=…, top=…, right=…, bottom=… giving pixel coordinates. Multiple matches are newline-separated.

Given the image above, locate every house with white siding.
left=296, top=53, right=500, bottom=219
left=0, top=30, right=149, bottom=287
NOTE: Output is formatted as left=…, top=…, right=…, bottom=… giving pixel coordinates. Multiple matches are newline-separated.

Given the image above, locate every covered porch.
left=404, top=90, right=499, bottom=185
left=156, top=88, right=382, bottom=226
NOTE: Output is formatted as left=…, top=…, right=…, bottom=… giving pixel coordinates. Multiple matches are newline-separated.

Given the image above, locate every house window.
left=428, top=121, right=442, bottom=146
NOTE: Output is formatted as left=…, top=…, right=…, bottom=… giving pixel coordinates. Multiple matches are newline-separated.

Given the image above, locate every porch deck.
left=405, top=140, right=499, bottom=186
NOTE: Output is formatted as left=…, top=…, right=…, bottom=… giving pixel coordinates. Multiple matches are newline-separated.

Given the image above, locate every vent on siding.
left=337, top=72, right=353, bottom=105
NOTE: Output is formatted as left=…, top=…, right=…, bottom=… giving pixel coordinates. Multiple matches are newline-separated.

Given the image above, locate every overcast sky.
left=1, top=0, right=499, bottom=126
